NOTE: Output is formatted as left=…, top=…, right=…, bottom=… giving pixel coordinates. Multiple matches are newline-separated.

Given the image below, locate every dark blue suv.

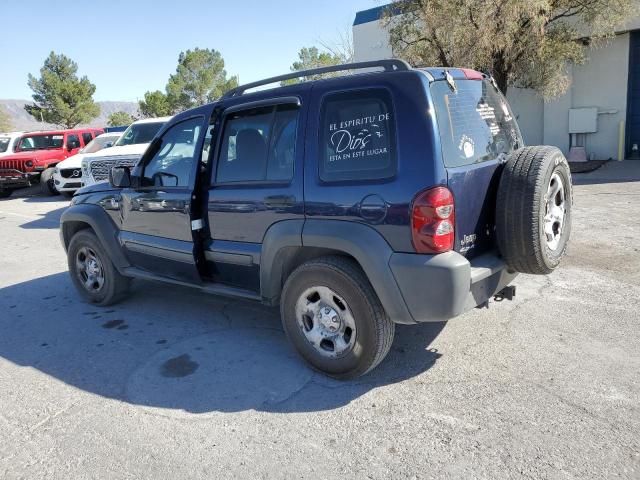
left=60, top=60, right=572, bottom=378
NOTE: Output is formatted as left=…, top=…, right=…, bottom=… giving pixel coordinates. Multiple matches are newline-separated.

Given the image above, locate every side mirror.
left=109, top=166, right=131, bottom=188
left=104, top=142, right=114, bottom=148
left=67, top=141, right=79, bottom=151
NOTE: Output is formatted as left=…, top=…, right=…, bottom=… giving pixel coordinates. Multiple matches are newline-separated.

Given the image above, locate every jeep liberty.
left=60, top=60, right=572, bottom=378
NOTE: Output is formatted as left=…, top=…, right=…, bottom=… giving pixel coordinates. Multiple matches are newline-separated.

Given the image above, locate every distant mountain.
left=0, top=99, right=139, bottom=131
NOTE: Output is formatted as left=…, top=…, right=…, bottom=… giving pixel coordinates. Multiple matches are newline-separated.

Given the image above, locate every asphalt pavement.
left=0, top=162, right=639, bottom=479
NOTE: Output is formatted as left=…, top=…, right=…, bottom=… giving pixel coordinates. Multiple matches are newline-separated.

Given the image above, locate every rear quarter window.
left=430, top=79, right=522, bottom=168
left=320, top=88, right=397, bottom=182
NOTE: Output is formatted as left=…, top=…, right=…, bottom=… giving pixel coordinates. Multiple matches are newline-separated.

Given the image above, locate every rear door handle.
left=264, top=195, right=295, bottom=208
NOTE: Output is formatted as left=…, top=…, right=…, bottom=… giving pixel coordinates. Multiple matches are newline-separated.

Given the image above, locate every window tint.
left=82, top=132, right=93, bottom=145
left=215, top=104, right=298, bottom=183
left=320, top=89, right=396, bottom=182
left=0, top=138, right=9, bottom=153
left=430, top=79, right=522, bottom=168
left=142, top=118, right=202, bottom=187
left=19, top=134, right=63, bottom=150
left=67, top=134, right=80, bottom=149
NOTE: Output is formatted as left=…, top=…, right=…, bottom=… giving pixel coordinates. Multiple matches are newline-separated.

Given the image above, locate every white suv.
left=81, top=117, right=171, bottom=187
left=53, top=132, right=122, bottom=194
left=0, top=132, right=25, bottom=158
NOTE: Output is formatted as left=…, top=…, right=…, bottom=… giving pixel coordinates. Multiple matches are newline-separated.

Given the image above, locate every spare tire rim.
left=295, top=286, right=356, bottom=358
left=544, top=172, right=566, bottom=251
left=75, top=246, right=105, bottom=292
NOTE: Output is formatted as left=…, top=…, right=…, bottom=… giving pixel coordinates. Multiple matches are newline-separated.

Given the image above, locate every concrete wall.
left=353, top=21, right=393, bottom=62
left=353, top=18, right=632, bottom=159
left=507, top=87, right=544, bottom=146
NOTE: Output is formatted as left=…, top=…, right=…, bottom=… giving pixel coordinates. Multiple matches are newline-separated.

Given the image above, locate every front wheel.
left=40, top=167, right=59, bottom=196
left=281, top=256, right=395, bottom=379
left=67, top=229, right=130, bottom=305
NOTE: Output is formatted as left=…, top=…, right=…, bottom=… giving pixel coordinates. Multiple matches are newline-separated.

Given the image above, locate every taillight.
left=411, top=186, right=455, bottom=254
left=461, top=68, right=484, bottom=80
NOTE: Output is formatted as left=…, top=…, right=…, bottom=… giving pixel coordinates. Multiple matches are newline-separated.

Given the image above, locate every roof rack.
left=222, top=59, right=412, bottom=98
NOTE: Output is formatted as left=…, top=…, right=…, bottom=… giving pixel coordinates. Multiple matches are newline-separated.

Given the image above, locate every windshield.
left=115, top=122, right=164, bottom=147
left=81, top=135, right=119, bottom=154
left=18, top=134, right=64, bottom=151
left=0, top=137, right=9, bottom=153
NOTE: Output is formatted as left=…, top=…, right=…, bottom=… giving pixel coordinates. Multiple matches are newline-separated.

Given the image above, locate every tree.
left=138, top=90, right=173, bottom=118
left=284, top=43, right=353, bottom=85
left=107, top=111, right=135, bottom=127
left=384, top=0, right=638, bottom=97
left=0, top=105, right=12, bottom=131
left=24, top=51, right=100, bottom=128
left=165, top=48, right=238, bottom=111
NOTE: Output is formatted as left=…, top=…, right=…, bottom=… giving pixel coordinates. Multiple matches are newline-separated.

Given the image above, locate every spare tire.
left=496, top=146, right=572, bottom=275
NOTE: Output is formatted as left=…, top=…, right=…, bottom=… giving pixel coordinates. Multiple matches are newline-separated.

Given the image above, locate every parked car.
left=81, top=117, right=170, bottom=187
left=53, top=132, right=122, bottom=195
left=0, top=128, right=103, bottom=197
left=0, top=132, right=25, bottom=158
left=61, top=60, right=572, bottom=378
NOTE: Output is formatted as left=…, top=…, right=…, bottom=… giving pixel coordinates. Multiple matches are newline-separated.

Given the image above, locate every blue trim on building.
left=353, top=3, right=398, bottom=26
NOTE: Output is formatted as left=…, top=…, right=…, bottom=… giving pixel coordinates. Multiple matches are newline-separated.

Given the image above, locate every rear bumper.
left=389, top=250, right=517, bottom=323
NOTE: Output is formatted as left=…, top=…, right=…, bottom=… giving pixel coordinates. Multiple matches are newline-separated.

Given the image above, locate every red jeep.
left=0, top=128, right=103, bottom=197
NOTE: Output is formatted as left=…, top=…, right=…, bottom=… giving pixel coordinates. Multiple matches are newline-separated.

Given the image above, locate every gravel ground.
left=0, top=162, right=639, bottom=479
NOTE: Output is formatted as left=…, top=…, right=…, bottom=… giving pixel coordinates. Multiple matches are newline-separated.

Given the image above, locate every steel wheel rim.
left=75, top=246, right=105, bottom=293
left=295, top=286, right=356, bottom=358
left=544, top=172, right=566, bottom=251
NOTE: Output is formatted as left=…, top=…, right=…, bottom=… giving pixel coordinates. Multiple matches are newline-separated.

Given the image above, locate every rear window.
left=0, top=137, right=9, bottom=153
left=320, top=89, right=396, bottom=182
left=430, top=79, right=522, bottom=168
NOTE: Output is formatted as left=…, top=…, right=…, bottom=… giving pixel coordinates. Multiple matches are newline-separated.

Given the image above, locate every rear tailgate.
left=429, top=76, right=523, bottom=258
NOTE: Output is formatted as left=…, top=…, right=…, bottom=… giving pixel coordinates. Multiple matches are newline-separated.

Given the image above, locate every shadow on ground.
left=19, top=206, right=67, bottom=229
left=0, top=272, right=445, bottom=414
left=572, top=160, right=640, bottom=185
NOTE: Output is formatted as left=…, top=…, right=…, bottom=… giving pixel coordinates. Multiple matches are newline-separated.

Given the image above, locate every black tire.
left=0, top=190, right=12, bottom=199
left=40, top=167, right=59, bottom=196
left=67, top=229, right=131, bottom=306
left=496, top=146, right=572, bottom=274
left=280, top=256, right=395, bottom=379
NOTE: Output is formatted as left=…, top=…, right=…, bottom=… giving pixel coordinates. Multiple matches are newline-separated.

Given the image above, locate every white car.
left=53, top=132, right=122, bottom=194
left=0, top=132, right=25, bottom=158
left=81, top=117, right=171, bottom=187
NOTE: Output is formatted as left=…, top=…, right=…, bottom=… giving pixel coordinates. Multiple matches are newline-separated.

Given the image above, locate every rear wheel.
left=281, top=256, right=394, bottom=379
left=40, top=167, right=59, bottom=196
left=496, top=146, right=572, bottom=274
left=68, top=230, right=130, bottom=305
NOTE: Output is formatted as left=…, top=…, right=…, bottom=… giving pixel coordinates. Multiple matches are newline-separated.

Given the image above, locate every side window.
left=67, top=134, right=80, bottom=149
left=142, top=118, right=202, bottom=187
left=215, top=104, right=298, bottom=184
left=320, top=89, right=396, bottom=182
left=82, top=132, right=93, bottom=145
left=430, top=79, right=522, bottom=168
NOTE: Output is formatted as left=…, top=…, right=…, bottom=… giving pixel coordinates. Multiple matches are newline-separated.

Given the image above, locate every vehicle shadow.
left=19, top=206, right=67, bottom=229
left=0, top=272, right=445, bottom=414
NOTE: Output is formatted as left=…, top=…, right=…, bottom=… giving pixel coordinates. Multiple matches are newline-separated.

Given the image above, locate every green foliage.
left=139, top=48, right=238, bottom=117
left=138, top=90, right=173, bottom=118
left=107, top=111, right=135, bottom=127
left=165, top=48, right=239, bottom=111
left=0, top=105, right=12, bottom=131
left=385, top=0, right=638, bottom=97
left=283, top=47, right=346, bottom=85
left=24, top=51, right=100, bottom=128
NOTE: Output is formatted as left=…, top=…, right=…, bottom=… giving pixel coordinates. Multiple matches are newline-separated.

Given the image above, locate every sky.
left=1, top=0, right=379, bottom=102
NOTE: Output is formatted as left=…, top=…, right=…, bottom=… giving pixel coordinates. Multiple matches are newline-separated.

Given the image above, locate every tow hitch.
left=494, top=285, right=516, bottom=302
